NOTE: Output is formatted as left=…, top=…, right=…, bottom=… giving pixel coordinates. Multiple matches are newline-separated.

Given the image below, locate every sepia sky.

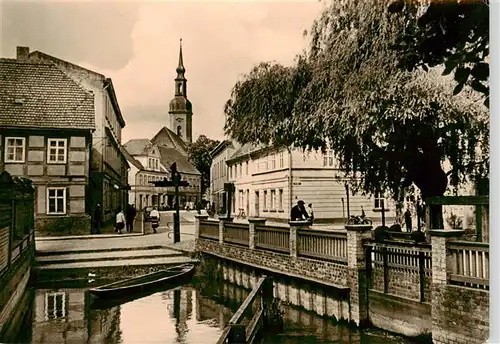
left=1, top=0, right=325, bottom=144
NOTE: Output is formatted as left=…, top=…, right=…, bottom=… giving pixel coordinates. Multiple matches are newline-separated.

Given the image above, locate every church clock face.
left=176, top=117, right=183, bottom=123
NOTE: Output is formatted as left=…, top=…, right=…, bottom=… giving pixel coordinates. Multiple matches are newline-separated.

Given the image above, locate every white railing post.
left=289, top=220, right=309, bottom=258
left=248, top=218, right=266, bottom=250
left=194, top=214, right=209, bottom=240
left=219, top=217, right=233, bottom=244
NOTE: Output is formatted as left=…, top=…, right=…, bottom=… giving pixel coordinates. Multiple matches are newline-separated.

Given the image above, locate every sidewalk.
left=36, top=219, right=196, bottom=253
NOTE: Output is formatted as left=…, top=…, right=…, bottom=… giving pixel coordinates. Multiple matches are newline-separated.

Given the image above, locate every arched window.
left=177, top=83, right=182, bottom=94
left=177, top=125, right=182, bottom=137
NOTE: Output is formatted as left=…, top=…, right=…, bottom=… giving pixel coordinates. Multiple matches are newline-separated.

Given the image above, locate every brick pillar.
left=219, top=217, right=233, bottom=244
left=430, top=229, right=464, bottom=341
left=289, top=220, right=309, bottom=258
left=345, top=224, right=372, bottom=327
left=248, top=217, right=266, bottom=250
left=194, top=214, right=209, bottom=239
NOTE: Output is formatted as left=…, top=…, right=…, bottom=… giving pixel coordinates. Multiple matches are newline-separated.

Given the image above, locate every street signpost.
left=150, top=162, right=189, bottom=243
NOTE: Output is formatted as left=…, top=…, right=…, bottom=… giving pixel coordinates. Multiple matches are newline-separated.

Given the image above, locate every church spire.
left=176, top=38, right=185, bottom=77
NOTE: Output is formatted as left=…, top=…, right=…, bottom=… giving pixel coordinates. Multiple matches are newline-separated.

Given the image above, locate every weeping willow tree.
left=224, top=0, right=489, bottom=229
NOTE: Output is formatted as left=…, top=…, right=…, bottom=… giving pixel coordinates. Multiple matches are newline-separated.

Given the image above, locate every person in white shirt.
left=115, top=208, right=126, bottom=234
left=307, top=203, right=314, bottom=225
left=150, top=207, right=160, bottom=234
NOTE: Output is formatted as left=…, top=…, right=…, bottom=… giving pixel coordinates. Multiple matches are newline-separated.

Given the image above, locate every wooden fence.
left=448, top=241, right=489, bottom=290
left=200, top=220, right=219, bottom=241
left=0, top=171, right=36, bottom=279
left=366, top=241, right=432, bottom=302
left=216, top=276, right=273, bottom=344
left=297, top=229, right=347, bottom=263
left=255, top=226, right=290, bottom=253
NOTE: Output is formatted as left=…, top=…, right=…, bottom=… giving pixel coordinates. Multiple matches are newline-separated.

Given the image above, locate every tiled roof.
left=158, top=146, right=200, bottom=175
left=120, top=145, right=144, bottom=170
left=151, top=127, right=188, bottom=155
left=29, top=51, right=126, bottom=128
left=123, top=139, right=152, bottom=156
left=0, top=59, right=95, bottom=130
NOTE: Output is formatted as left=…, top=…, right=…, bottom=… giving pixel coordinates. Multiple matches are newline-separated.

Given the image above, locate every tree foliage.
left=389, top=0, right=489, bottom=106
left=187, top=135, right=220, bottom=197
left=224, top=0, right=489, bottom=228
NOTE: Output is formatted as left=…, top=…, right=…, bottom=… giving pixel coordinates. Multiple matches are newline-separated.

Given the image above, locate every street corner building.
left=211, top=142, right=397, bottom=224
left=0, top=49, right=95, bottom=236
left=26, top=47, right=130, bottom=228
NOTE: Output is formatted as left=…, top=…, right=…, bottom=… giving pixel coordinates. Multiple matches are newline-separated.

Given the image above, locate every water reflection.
left=13, top=280, right=415, bottom=344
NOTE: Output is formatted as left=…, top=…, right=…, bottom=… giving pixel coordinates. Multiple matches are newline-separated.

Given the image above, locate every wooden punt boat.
left=89, top=264, right=195, bottom=299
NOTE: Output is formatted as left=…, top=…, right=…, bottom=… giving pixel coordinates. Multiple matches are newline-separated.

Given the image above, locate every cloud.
left=1, top=1, right=323, bottom=143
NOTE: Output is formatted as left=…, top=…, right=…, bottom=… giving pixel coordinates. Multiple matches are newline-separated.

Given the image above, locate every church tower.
left=169, top=39, right=193, bottom=143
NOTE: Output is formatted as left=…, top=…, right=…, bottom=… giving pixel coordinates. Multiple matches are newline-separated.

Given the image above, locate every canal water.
left=10, top=277, right=418, bottom=344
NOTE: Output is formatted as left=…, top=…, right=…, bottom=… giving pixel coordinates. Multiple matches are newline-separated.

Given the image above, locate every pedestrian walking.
left=93, top=204, right=102, bottom=234
left=126, top=204, right=137, bottom=233
left=291, top=200, right=309, bottom=221
left=115, top=207, right=126, bottom=234
left=150, top=206, right=160, bottom=234
left=307, top=203, right=314, bottom=225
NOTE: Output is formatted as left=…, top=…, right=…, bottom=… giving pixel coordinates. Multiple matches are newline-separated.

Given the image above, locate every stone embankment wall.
left=195, top=210, right=490, bottom=344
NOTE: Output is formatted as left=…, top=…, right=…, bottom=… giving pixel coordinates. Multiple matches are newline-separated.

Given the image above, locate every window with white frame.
left=239, top=163, right=242, bottom=177
left=139, top=175, right=143, bottom=185
left=271, top=190, right=276, bottom=209
left=47, top=139, right=67, bottom=163
left=47, top=188, right=66, bottom=214
left=271, top=154, right=276, bottom=170
left=374, top=192, right=385, bottom=209
left=5, top=137, right=25, bottom=163
left=45, top=292, right=66, bottom=320
left=323, top=150, right=335, bottom=167
left=246, top=162, right=249, bottom=175
left=279, top=152, right=284, bottom=168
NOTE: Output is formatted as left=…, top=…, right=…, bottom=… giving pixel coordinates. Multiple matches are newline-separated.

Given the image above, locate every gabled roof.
left=210, top=140, right=232, bottom=158
left=0, top=59, right=95, bottom=130
left=29, top=50, right=125, bottom=128
left=158, top=146, right=200, bottom=175
left=228, top=143, right=267, bottom=162
left=120, top=145, right=144, bottom=170
left=123, top=139, right=152, bottom=156
left=151, top=127, right=187, bottom=155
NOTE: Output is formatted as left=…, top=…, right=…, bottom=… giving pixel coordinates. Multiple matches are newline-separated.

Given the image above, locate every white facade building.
left=225, top=144, right=396, bottom=223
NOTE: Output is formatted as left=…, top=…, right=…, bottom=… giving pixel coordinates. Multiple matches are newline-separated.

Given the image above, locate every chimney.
left=16, top=46, right=30, bottom=60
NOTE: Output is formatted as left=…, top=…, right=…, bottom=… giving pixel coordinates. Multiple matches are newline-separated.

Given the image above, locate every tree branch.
left=445, top=157, right=490, bottom=177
